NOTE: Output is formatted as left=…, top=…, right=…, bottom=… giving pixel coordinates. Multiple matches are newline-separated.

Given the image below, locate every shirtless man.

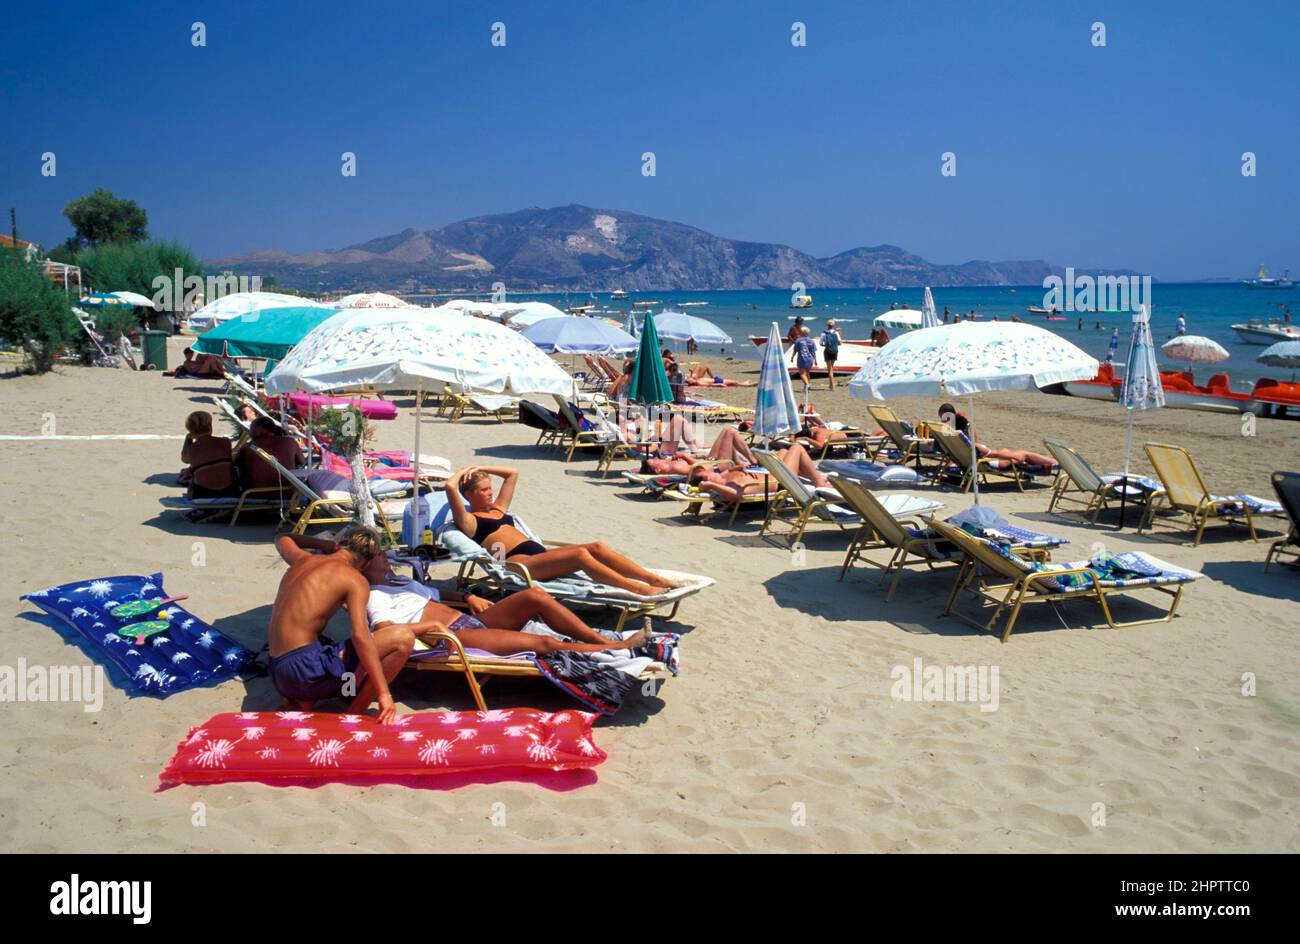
left=268, top=527, right=405, bottom=723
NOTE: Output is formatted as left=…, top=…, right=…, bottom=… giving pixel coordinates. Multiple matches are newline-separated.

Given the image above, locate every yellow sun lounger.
left=1140, top=442, right=1285, bottom=546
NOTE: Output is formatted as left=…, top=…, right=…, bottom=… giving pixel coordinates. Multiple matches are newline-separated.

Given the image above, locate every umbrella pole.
left=969, top=395, right=979, bottom=505
left=413, top=381, right=423, bottom=546
left=1119, top=410, right=1135, bottom=530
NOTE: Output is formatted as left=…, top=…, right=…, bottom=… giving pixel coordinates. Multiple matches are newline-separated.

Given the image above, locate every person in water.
left=937, top=404, right=1057, bottom=470
left=447, top=466, right=675, bottom=596
left=267, top=527, right=402, bottom=723
left=361, top=555, right=650, bottom=655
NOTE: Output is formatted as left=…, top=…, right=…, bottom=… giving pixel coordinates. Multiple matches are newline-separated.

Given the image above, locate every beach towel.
left=286, top=392, right=397, bottom=421
left=985, top=544, right=1202, bottom=591
left=534, top=625, right=679, bottom=714
left=20, top=573, right=255, bottom=696
left=159, top=708, right=606, bottom=785
left=822, top=460, right=921, bottom=488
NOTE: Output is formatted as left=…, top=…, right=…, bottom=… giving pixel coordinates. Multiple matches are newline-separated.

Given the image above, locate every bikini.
left=472, top=511, right=546, bottom=558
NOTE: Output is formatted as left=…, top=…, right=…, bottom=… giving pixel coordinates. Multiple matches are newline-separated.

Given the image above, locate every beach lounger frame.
left=866, top=404, right=943, bottom=471
left=753, top=450, right=862, bottom=546
left=931, top=425, right=1032, bottom=493
left=929, top=519, right=1190, bottom=642
left=1043, top=439, right=1144, bottom=522
left=1139, top=442, right=1275, bottom=546
left=1264, top=471, right=1300, bottom=572
left=246, top=446, right=402, bottom=543
left=660, top=482, right=772, bottom=525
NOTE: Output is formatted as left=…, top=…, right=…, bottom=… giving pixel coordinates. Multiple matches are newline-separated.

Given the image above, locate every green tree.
left=75, top=240, right=204, bottom=314
left=0, top=248, right=80, bottom=373
left=62, top=188, right=149, bottom=251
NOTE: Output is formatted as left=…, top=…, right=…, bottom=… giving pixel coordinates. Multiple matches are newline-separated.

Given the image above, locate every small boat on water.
left=610, top=289, right=628, bottom=300
left=1231, top=320, right=1300, bottom=345
left=632, top=300, right=660, bottom=309
left=1027, top=306, right=1054, bottom=315
left=1244, top=265, right=1295, bottom=290
left=747, top=336, right=879, bottom=375
left=790, top=292, right=813, bottom=309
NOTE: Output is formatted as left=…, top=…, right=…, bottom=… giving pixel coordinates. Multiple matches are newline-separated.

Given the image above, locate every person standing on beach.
left=787, top=316, right=804, bottom=344
left=790, top=325, right=817, bottom=402
left=267, top=527, right=402, bottom=723
left=820, top=319, right=842, bottom=389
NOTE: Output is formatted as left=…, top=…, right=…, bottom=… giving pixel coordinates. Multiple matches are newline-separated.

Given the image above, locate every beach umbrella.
left=331, top=292, right=408, bottom=309
left=522, top=316, right=637, bottom=355
left=920, top=288, right=940, bottom=329
left=111, top=290, right=159, bottom=309
left=187, top=292, right=327, bottom=332
left=192, top=306, right=339, bottom=361
left=78, top=292, right=132, bottom=307
left=848, top=320, right=1097, bottom=505
left=266, top=306, right=574, bottom=541
left=654, top=310, right=733, bottom=345
left=628, top=307, right=673, bottom=406
left=1161, top=335, right=1229, bottom=371
left=753, top=322, right=802, bottom=441
left=1257, top=340, right=1300, bottom=380
left=624, top=311, right=639, bottom=340
left=1116, top=305, right=1165, bottom=527
left=1105, top=328, right=1119, bottom=364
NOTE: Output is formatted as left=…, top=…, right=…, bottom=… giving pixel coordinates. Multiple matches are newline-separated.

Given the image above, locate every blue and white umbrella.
left=1105, top=328, right=1119, bottom=364
left=849, top=320, right=1097, bottom=504
left=654, top=310, right=733, bottom=345
left=522, top=316, right=638, bottom=355
left=1120, top=304, right=1165, bottom=469
left=1256, top=340, right=1300, bottom=379
left=753, top=322, right=802, bottom=441
left=624, top=311, right=639, bottom=340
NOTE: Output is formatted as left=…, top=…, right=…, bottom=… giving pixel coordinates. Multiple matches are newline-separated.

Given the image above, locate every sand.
left=1, top=338, right=1298, bottom=852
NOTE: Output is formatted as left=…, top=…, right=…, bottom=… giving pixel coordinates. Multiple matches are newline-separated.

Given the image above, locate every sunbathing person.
left=688, top=439, right=831, bottom=503
left=937, top=403, right=1057, bottom=470
left=169, top=347, right=226, bottom=378
left=237, top=416, right=305, bottom=498
left=359, top=555, right=650, bottom=655
left=685, top=362, right=716, bottom=383
left=446, top=465, right=675, bottom=596
left=268, top=528, right=401, bottom=723
left=180, top=410, right=239, bottom=498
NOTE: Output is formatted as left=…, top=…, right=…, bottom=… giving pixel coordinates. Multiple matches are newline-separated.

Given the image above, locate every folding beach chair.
left=1043, top=439, right=1146, bottom=522
left=929, top=518, right=1201, bottom=642
left=866, top=404, right=942, bottom=470
left=555, top=399, right=623, bottom=462
left=1140, top=442, right=1285, bottom=545
left=1263, top=471, right=1300, bottom=572
left=931, top=425, right=1033, bottom=493
left=243, top=446, right=402, bottom=542
left=755, top=450, right=864, bottom=545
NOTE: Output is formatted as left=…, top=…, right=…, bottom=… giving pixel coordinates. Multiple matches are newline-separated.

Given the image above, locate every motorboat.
left=1244, top=265, right=1295, bottom=290
left=1231, top=320, right=1300, bottom=345
left=1062, top=363, right=1120, bottom=401
left=1158, top=370, right=1263, bottom=415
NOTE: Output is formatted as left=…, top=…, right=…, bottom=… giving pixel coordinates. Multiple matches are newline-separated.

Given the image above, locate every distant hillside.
left=209, top=204, right=1139, bottom=292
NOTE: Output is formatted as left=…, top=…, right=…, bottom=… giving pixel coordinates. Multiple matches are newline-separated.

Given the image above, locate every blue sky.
left=3, top=0, right=1297, bottom=279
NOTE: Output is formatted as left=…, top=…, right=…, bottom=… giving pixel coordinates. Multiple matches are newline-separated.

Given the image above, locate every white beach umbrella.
left=920, top=288, right=940, bottom=329
left=331, top=292, right=408, bottom=309
left=111, top=290, right=159, bottom=309
left=186, top=292, right=327, bottom=331
left=267, top=306, right=574, bottom=539
left=1257, top=340, right=1300, bottom=380
left=522, top=316, right=637, bottom=355
left=849, top=320, right=1098, bottom=504
left=753, top=322, right=802, bottom=441
left=654, top=310, right=733, bottom=344
left=1160, top=335, right=1229, bottom=371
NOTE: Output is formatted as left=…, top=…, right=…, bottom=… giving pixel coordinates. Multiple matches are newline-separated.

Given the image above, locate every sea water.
left=525, top=284, right=1298, bottom=388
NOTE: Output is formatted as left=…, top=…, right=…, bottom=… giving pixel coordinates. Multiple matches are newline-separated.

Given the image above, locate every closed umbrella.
left=624, top=311, right=639, bottom=340
left=920, top=287, right=940, bottom=329
left=1116, top=305, right=1165, bottom=527
left=1105, top=328, right=1119, bottom=364
left=628, top=309, right=673, bottom=405
left=753, top=322, right=802, bottom=441
left=1161, top=335, right=1230, bottom=372
left=849, top=320, right=1097, bottom=505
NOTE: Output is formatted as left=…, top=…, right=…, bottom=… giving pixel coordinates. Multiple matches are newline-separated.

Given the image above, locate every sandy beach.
left=2, top=338, right=1298, bottom=853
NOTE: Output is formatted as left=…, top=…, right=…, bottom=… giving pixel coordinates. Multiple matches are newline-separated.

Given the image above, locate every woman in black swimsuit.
left=446, top=466, right=676, bottom=596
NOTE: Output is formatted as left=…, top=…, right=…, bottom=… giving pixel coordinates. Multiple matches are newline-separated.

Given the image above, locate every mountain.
left=207, top=204, right=1137, bottom=292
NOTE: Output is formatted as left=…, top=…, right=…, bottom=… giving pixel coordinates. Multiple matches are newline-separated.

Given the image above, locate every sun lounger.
left=866, top=404, right=943, bottom=470
left=1043, top=439, right=1147, bottom=522
left=819, top=459, right=923, bottom=488
left=435, top=519, right=714, bottom=631
left=929, top=518, right=1202, bottom=642
left=1139, top=442, right=1286, bottom=545
left=1264, top=471, right=1300, bottom=572
left=244, top=446, right=403, bottom=540
left=660, top=480, right=773, bottom=524
left=931, top=425, right=1036, bottom=492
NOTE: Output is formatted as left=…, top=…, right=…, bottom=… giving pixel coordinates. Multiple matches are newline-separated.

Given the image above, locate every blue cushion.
left=20, top=573, right=255, bottom=697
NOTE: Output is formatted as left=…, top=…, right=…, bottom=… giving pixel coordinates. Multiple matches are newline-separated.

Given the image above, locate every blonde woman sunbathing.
left=446, top=466, right=676, bottom=596
left=359, top=553, right=650, bottom=655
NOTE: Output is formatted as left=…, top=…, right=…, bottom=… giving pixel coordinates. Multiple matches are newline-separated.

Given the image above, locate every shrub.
left=75, top=240, right=205, bottom=315
left=0, top=248, right=81, bottom=373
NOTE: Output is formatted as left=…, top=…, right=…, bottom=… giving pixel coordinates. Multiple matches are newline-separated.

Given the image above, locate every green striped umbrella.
left=627, top=305, right=672, bottom=404
left=193, top=306, right=339, bottom=361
